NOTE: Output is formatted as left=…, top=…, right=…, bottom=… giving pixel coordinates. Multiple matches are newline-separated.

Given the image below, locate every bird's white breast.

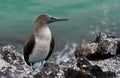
left=29, top=26, right=52, bottom=61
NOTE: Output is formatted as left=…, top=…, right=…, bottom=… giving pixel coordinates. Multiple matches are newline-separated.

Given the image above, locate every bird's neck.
left=34, top=24, right=51, bottom=38
left=34, top=22, right=46, bottom=31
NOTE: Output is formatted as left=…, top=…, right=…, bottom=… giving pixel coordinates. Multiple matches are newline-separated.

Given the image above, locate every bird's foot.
left=39, top=59, right=44, bottom=70
left=29, top=59, right=45, bottom=70
left=30, top=63, right=37, bottom=70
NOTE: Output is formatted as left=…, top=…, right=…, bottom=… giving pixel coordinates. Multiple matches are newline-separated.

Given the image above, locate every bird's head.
left=34, top=14, right=69, bottom=30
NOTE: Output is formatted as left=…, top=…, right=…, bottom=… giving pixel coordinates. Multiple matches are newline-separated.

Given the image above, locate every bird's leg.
left=30, top=62, right=37, bottom=70
left=39, top=59, right=45, bottom=69
left=29, top=58, right=45, bottom=70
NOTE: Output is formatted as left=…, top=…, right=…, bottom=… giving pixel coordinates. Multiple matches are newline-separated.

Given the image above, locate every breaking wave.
left=49, top=43, right=78, bottom=64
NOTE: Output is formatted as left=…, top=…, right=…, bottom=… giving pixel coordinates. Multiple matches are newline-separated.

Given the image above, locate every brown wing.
left=45, top=36, right=55, bottom=61
left=23, top=35, right=35, bottom=65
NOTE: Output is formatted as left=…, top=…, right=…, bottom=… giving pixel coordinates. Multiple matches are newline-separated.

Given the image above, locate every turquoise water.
left=0, top=0, right=120, bottom=50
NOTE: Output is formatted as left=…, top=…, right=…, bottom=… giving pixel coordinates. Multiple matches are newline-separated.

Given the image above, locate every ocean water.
left=0, top=0, right=120, bottom=60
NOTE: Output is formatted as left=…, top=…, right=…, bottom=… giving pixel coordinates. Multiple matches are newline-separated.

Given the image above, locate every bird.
left=23, top=14, right=68, bottom=70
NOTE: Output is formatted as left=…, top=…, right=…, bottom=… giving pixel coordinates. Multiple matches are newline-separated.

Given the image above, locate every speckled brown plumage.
left=24, top=35, right=35, bottom=65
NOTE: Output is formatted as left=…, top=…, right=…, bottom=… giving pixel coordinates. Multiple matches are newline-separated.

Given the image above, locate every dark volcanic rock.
left=0, top=45, right=33, bottom=78
left=84, top=65, right=116, bottom=78
left=90, top=56, right=120, bottom=78
left=116, top=41, right=120, bottom=54
left=34, top=59, right=94, bottom=78
left=64, top=68, right=93, bottom=78
left=34, top=58, right=116, bottom=78
left=75, top=32, right=120, bottom=78
left=34, top=63, right=62, bottom=78
left=75, top=32, right=120, bottom=60
left=76, top=55, right=116, bottom=78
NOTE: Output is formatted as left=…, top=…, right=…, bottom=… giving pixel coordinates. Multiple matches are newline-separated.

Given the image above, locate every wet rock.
left=34, top=59, right=94, bottom=78
left=76, top=55, right=91, bottom=68
left=0, top=45, right=33, bottom=78
left=34, top=58, right=116, bottom=78
left=75, top=32, right=120, bottom=78
left=116, top=41, right=120, bottom=54
left=64, top=68, right=93, bottom=78
left=34, top=63, right=64, bottom=78
left=76, top=55, right=116, bottom=78
left=84, top=65, right=115, bottom=78
left=91, top=56, right=120, bottom=78
left=75, top=32, right=120, bottom=60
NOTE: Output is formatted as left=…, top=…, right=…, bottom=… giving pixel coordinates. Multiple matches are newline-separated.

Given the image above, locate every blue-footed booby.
left=23, top=14, right=68, bottom=70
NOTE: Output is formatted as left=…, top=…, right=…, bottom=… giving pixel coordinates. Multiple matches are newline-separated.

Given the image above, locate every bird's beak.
left=47, top=16, right=69, bottom=24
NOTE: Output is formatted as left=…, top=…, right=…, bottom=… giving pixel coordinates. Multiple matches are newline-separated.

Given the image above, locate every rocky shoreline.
left=0, top=33, right=120, bottom=78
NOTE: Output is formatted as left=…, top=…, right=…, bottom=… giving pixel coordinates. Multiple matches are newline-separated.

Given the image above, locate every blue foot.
left=39, top=60, right=44, bottom=69
left=30, top=63, right=37, bottom=70
left=29, top=58, right=45, bottom=70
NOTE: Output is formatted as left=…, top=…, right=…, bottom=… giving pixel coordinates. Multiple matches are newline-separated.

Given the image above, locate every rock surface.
left=34, top=59, right=94, bottom=78
left=0, top=45, right=34, bottom=78
left=75, top=32, right=120, bottom=78
left=75, top=32, right=120, bottom=60
left=0, top=33, right=120, bottom=78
